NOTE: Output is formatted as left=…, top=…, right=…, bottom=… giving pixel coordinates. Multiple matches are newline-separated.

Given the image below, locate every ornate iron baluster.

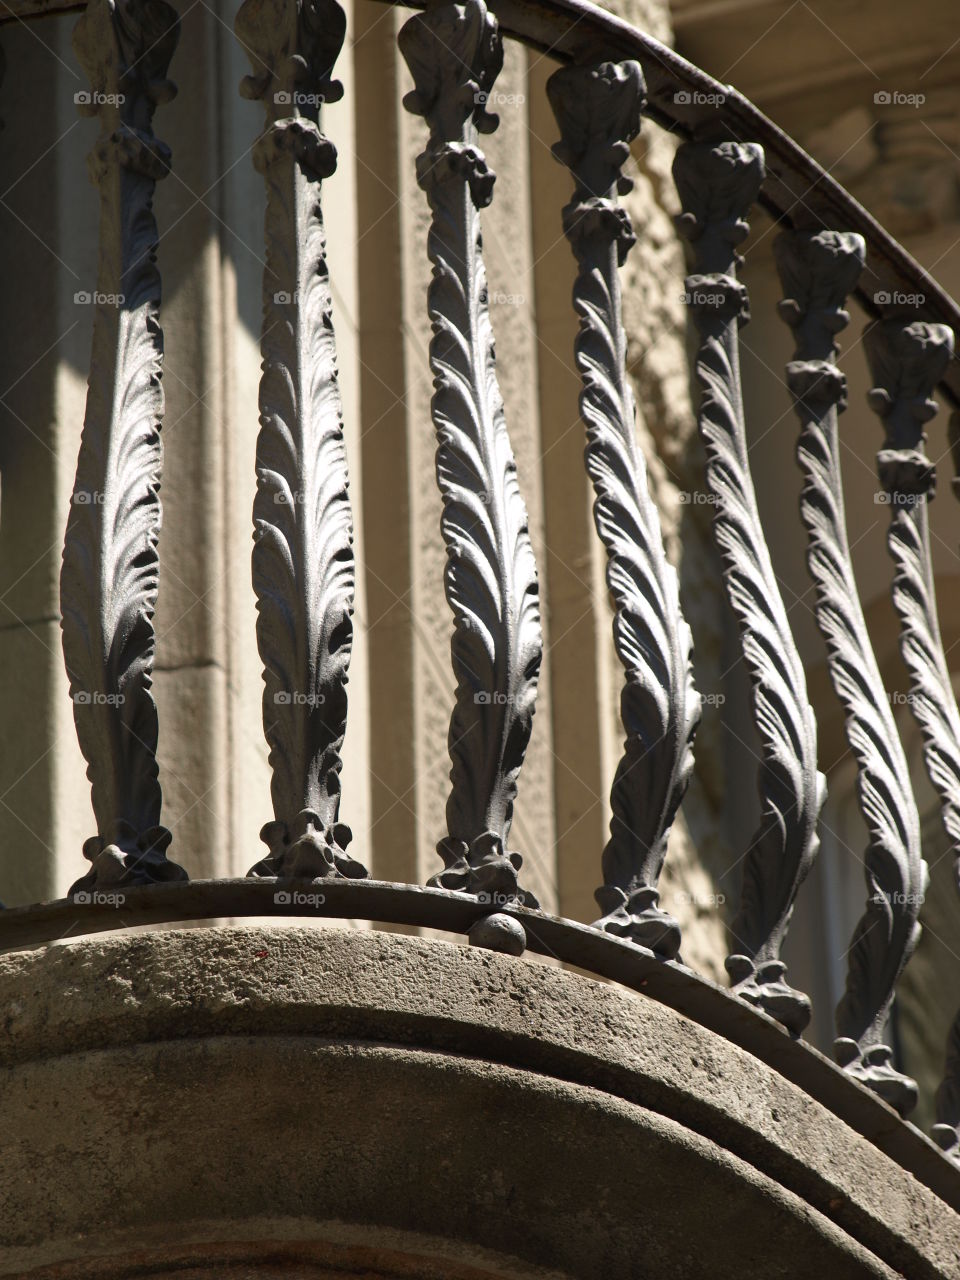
left=866, top=322, right=960, bottom=864
left=237, top=0, right=365, bottom=880
left=61, top=0, right=186, bottom=892
left=674, top=142, right=825, bottom=1032
left=399, top=0, right=542, bottom=910
left=775, top=232, right=923, bottom=1115
left=865, top=320, right=960, bottom=1121
left=548, top=61, right=699, bottom=959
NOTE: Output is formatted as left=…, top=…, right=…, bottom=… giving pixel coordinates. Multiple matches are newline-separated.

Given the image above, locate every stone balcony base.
left=0, top=925, right=957, bottom=1278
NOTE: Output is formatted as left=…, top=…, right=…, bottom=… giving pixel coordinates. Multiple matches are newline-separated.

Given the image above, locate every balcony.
left=0, top=0, right=960, bottom=1273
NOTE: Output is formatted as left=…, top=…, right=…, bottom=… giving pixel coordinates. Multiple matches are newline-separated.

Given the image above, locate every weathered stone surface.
left=0, top=927, right=957, bottom=1278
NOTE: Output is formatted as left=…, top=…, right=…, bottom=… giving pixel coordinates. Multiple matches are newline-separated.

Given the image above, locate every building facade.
left=1, top=0, right=960, bottom=1272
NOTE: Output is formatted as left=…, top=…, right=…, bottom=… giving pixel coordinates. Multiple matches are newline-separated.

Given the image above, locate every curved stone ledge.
left=0, top=926, right=958, bottom=1278
left=4, top=877, right=957, bottom=1215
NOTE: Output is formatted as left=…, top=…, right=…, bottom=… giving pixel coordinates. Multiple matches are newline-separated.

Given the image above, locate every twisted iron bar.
left=60, top=0, right=186, bottom=892
left=866, top=323, right=960, bottom=871
left=776, top=231, right=923, bottom=1116
left=674, top=141, right=824, bottom=1033
left=548, top=59, right=699, bottom=959
left=399, top=0, right=542, bottom=908
left=865, top=319, right=960, bottom=1133
left=237, top=0, right=365, bottom=880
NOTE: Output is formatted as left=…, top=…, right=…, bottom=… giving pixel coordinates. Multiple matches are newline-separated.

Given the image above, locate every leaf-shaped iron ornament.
left=865, top=320, right=960, bottom=1116
left=548, top=61, right=699, bottom=959
left=399, top=0, right=542, bottom=907
left=61, top=0, right=186, bottom=892
left=776, top=232, right=923, bottom=1115
left=674, top=142, right=825, bottom=1033
left=866, top=322, right=960, bottom=873
left=236, top=0, right=365, bottom=880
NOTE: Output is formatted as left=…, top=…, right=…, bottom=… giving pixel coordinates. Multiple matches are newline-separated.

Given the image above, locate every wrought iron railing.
left=3, top=0, right=960, bottom=1211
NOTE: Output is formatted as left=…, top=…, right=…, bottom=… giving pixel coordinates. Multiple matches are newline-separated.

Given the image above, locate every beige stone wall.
left=4, top=926, right=960, bottom=1277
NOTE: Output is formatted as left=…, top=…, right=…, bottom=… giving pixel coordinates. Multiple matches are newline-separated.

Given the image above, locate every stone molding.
left=0, top=926, right=958, bottom=1277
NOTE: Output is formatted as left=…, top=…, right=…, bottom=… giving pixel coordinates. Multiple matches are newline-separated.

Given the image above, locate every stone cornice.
left=671, top=0, right=960, bottom=132
left=671, top=0, right=960, bottom=231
